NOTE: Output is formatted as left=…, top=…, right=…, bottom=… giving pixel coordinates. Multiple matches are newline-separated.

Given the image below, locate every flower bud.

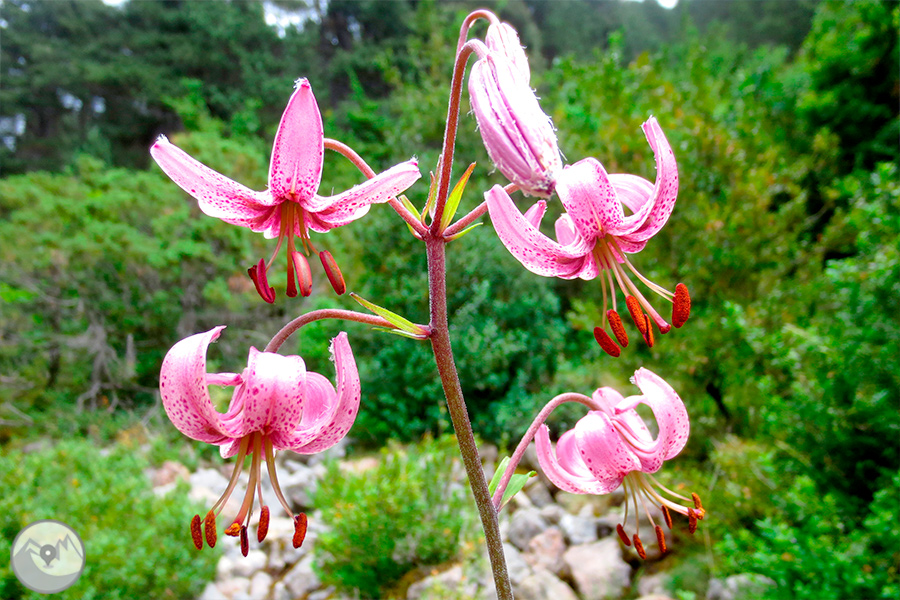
left=469, top=52, right=562, bottom=198
left=485, top=23, right=530, bottom=83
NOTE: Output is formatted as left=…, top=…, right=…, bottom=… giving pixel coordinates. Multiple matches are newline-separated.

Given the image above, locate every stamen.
left=672, top=283, right=691, bottom=328
left=655, top=525, right=668, bottom=554
left=257, top=506, right=270, bottom=543
left=292, top=252, right=313, bottom=297
left=204, top=510, right=217, bottom=548
left=688, top=508, right=698, bottom=534
left=642, top=314, right=655, bottom=347
left=293, top=513, right=308, bottom=549
left=662, top=505, right=673, bottom=529
left=190, top=515, right=203, bottom=550
left=264, top=438, right=299, bottom=519
left=607, top=310, right=628, bottom=347
left=626, top=296, right=647, bottom=335
left=248, top=258, right=276, bottom=303
left=692, top=492, right=703, bottom=512
left=593, top=327, right=621, bottom=357
left=225, top=522, right=242, bottom=537
left=633, top=534, right=646, bottom=559
left=240, top=525, right=249, bottom=557
left=319, top=251, right=346, bottom=295
left=616, top=524, right=631, bottom=546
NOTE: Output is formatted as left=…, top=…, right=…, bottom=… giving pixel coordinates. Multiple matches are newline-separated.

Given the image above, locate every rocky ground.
left=148, top=442, right=773, bottom=600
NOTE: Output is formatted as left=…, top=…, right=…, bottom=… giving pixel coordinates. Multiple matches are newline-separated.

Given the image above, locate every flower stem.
left=265, top=309, right=393, bottom=353
left=426, top=235, right=512, bottom=600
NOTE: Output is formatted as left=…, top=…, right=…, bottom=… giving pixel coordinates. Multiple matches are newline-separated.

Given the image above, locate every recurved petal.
left=554, top=158, right=622, bottom=242
left=536, top=425, right=623, bottom=494
left=268, top=79, right=325, bottom=203
left=486, top=185, right=595, bottom=280
left=151, top=136, right=278, bottom=224
left=159, top=326, right=235, bottom=444
left=575, top=411, right=641, bottom=480
left=236, top=348, right=306, bottom=438
left=524, top=200, right=547, bottom=229
left=616, top=117, right=679, bottom=243
left=300, top=159, right=420, bottom=218
left=274, top=333, right=360, bottom=454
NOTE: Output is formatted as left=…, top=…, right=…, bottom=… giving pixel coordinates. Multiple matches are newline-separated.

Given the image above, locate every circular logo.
left=10, top=520, right=85, bottom=594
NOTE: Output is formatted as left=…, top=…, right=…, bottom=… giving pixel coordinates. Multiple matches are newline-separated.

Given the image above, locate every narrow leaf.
left=445, top=222, right=483, bottom=242
left=488, top=457, right=511, bottom=495
left=440, top=162, right=476, bottom=230
left=350, top=293, right=426, bottom=336
left=500, top=472, right=535, bottom=510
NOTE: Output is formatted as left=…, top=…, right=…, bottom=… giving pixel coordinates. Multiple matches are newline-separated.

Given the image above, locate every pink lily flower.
left=535, top=368, right=705, bottom=558
left=485, top=117, right=690, bottom=356
left=151, top=79, right=421, bottom=302
left=159, top=326, right=360, bottom=556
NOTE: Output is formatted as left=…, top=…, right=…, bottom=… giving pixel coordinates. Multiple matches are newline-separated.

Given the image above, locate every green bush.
left=0, top=439, right=218, bottom=600
left=312, top=435, right=476, bottom=598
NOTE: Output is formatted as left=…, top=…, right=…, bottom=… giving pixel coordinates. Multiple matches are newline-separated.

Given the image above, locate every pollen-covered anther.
left=626, top=296, right=647, bottom=335
left=190, top=515, right=203, bottom=550
left=257, top=506, right=271, bottom=543
left=594, top=327, right=621, bottom=357
left=225, top=522, right=242, bottom=537
left=204, top=510, right=217, bottom=548
left=661, top=505, right=673, bottom=529
left=616, top=524, right=632, bottom=547
left=672, top=283, right=691, bottom=328
left=655, top=525, right=668, bottom=554
left=291, top=252, right=313, bottom=297
left=688, top=508, right=698, bottom=534
left=642, top=314, right=655, bottom=348
left=248, top=258, right=276, bottom=304
left=692, top=492, right=704, bottom=512
left=319, top=251, right=346, bottom=295
left=240, top=525, right=249, bottom=557
left=633, top=534, right=647, bottom=559
left=607, top=310, right=629, bottom=347
left=293, top=513, right=309, bottom=549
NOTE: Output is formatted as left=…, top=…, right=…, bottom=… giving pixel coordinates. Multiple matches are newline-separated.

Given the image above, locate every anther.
left=692, top=492, right=703, bottom=512
left=593, top=327, right=621, bottom=357
left=633, top=534, right=646, bottom=559
left=225, top=522, right=242, bottom=537
left=655, top=525, right=668, bottom=554
left=672, top=283, right=691, bottom=328
left=240, top=525, right=249, bottom=557
left=293, top=513, right=308, bottom=549
left=642, top=314, right=655, bottom=347
left=319, top=251, right=346, bottom=295
left=292, top=252, right=313, bottom=297
left=661, top=505, right=673, bottom=529
left=190, top=515, right=203, bottom=550
left=607, top=310, right=629, bottom=347
left=688, top=508, right=698, bottom=534
left=616, top=524, right=631, bottom=546
left=204, top=510, right=217, bottom=548
left=626, top=296, right=647, bottom=335
left=248, top=258, right=276, bottom=304
left=257, top=506, right=270, bottom=543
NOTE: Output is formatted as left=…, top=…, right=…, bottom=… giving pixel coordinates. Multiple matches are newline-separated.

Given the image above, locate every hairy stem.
left=265, top=309, right=392, bottom=353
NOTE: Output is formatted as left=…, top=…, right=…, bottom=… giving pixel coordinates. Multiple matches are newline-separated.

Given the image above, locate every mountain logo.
left=10, top=519, right=85, bottom=594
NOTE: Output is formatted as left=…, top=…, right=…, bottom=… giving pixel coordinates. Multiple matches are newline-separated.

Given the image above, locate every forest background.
left=0, top=0, right=898, bottom=599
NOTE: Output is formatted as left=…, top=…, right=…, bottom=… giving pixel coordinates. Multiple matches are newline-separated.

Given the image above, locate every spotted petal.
left=231, top=348, right=306, bottom=439
left=535, top=424, right=623, bottom=494
left=574, top=411, right=641, bottom=482
left=553, top=157, right=622, bottom=242
left=268, top=79, right=324, bottom=205
left=486, top=185, right=596, bottom=279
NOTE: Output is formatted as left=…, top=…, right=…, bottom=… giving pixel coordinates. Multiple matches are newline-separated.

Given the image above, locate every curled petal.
left=159, top=326, right=235, bottom=444
left=302, top=159, right=421, bottom=229
left=486, top=185, right=595, bottom=279
left=523, top=200, right=547, bottom=229
left=535, top=425, right=622, bottom=494
left=151, top=136, right=277, bottom=223
left=273, top=333, right=361, bottom=453
left=234, top=348, right=306, bottom=439
left=554, top=158, right=622, bottom=242
left=268, top=79, right=324, bottom=204
left=574, top=411, right=641, bottom=480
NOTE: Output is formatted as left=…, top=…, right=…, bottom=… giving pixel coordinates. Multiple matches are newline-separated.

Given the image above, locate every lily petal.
left=235, top=348, right=306, bottom=438
left=151, top=136, right=276, bottom=224
left=619, top=368, right=690, bottom=466
left=268, top=79, right=324, bottom=204
left=535, top=425, right=622, bottom=494
left=554, top=158, right=623, bottom=241
left=575, top=411, right=641, bottom=480
left=159, top=326, right=235, bottom=444
left=486, top=185, right=595, bottom=279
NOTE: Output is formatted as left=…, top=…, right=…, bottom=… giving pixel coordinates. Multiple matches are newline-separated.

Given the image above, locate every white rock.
left=507, top=507, right=549, bottom=551
left=515, top=569, right=578, bottom=600
left=563, top=539, right=632, bottom=600
left=197, top=582, right=227, bottom=600
left=538, top=503, right=567, bottom=525
left=707, top=574, right=776, bottom=600
left=230, top=549, right=267, bottom=578
left=523, top=478, right=554, bottom=508
left=249, top=571, right=273, bottom=599
left=560, top=512, right=598, bottom=545
left=502, top=543, right=533, bottom=586
left=282, top=553, right=321, bottom=599
left=407, top=564, right=477, bottom=599
left=215, top=577, right=250, bottom=599
left=523, top=527, right=566, bottom=576
left=271, top=581, right=290, bottom=600
left=637, top=572, right=671, bottom=596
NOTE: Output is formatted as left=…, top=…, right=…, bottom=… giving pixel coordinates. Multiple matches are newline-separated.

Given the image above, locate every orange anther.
left=626, top=296, right=647, bottom=334
left=616, top=524, right=631, bottom=546
left=240, top=525, right=249, bottom=557
left=257, top=506, right=270, bottom=543
left=225, top=522, right=242, bottom=537
left=692, top=492, right=703, bottom=511
left=642, top=314, right=655, bottom=347
left=672, top=283, right=691, bottom=328
left=204, top=510, right=217, bottom=548
left=688, top=508, right=698, bottom=534
left=293, top=513, right=308, bottom=549
left=593, top=327, right=621, bottom=357
left=633, top=534, right=646, bottom=559
left=319, top=251, right=346, bottom=295
left=661, top=505, right=673, bottom=529
left=190, top=514, right=203, bottom=550
left=607, top=310, right=629, bottom=347
left=655, top=525, right=668, bottom=554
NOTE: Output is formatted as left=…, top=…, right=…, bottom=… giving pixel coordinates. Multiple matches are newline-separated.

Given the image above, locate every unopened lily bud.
left=469, top=52, right=561, bottom=198
left=485, top=23, right=530, bottom=83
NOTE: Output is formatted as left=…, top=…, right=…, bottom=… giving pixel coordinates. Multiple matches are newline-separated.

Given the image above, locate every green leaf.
left=488, top=456, right=535, bottom=510
left=440, top=162, right=476, bottom=231
left=350, top=293, right=427, bottom=336
left=446, top=222, right=483, bottom=242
